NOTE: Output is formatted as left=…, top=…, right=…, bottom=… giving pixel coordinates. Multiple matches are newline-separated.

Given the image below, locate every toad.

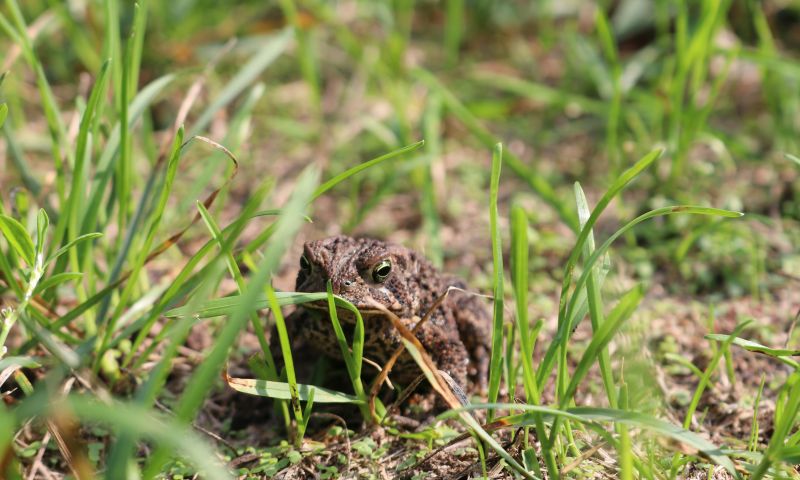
left=285, top=235, right=492, bottom=393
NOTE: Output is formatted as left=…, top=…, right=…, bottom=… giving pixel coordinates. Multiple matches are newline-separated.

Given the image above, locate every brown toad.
left=286, top=235, right=492, bottom=393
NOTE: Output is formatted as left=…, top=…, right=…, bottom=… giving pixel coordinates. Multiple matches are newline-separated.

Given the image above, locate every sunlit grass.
left=0, top=0, right=798, bottom=478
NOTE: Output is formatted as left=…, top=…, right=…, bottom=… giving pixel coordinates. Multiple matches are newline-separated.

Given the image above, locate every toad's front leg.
left=414, top=322, right=469, bottom=393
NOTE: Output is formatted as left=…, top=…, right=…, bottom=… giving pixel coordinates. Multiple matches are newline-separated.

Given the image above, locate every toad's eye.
left=371, top=259, right=392, bottom=283
left=300, top=254, right=311, bottom=273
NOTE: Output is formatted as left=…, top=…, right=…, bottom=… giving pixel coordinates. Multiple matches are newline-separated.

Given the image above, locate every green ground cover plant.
left=1, top=0, right=799, bottom=478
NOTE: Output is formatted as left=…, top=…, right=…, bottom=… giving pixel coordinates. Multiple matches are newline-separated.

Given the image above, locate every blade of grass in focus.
left=325, top=281, right=373, bottom=420
left=574, top=182, right=616, bottom=407
left=104, top=181, right=273, bottom=478
left=96, top=127, right=187, bottom=362
left=266, top=283, right=306, bottom=445
left=510, top=203, right=555, bottom=477
left=225, top=374, right=362, bottom=404
left=542, top=149, right=662, bottom=397
left=142, top=166, right=319, bottom=476
left=486, top=143, right=505, bottom=420
left=538, top=204, right=743, bottom=393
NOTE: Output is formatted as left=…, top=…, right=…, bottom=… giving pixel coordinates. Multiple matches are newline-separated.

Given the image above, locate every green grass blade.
left=142, top=165, right=318, bottom=476
left=510, top=204, right=537, bottom=403
left=0, top=356, right=40, bottom=372
left=575, top=182, right=616, bottom=407
left=98, top=127, right=185, bottom=353
left=561, top=285, right=643, bottom=406
left=0, top=214, right=34, bottom=266
left=537, top=205, right=741, bottom=389
left=164, top=291, right=330, bottom=319
left=325, top=281, right=365, bottom=380
left=312, top=140, right=425, bottom=201
left=12, top=311, right=80, bottom=368
left=64, top=396, right=232, bottom=480
left=556, top=149, right=660, bottom=328
left=401, top=342, right=537, bottom=479
left=128, top=0, right=149, bottom=102
left=52, top=59, right=111, bottom=268
left=226, top=375, right=362, bottom=404
left=190, top=28, right=292, bottom=136
left=743, top=374, right=800, bottom=479
left=470, top=70, right=607, bottom=116
left=195, top=199, right=278, bottom=374
left=2, top=121, right=43, bottom=198
left=116, top=27, right=135, bottom=239
left=455, top=403, right=739, bottom=479
left=323, top=283, right=371, bottom=420
left=80, top=73, right=177, bottom=239
left=103, top=0, right=122, bottom=99
left=565, top=207, right=741, bottom=327
left=444, top=0, right=464, bottom=66
left=90, top=72, right=177, bottom=185
left=32, top=272, right=83, bottom=296
left=278, top=0, right=320, bottom=111
left=595, top=8, right=623, bottom=170
left=106, top=249, right=229, bottom=478
left=45, top=3, right=101, bottom=72
left=684, top=321, right=751, bottom=436
left=120, top=185, right=273, bottom=370
left=547, top=285, right=643, bottom=454
left=706, top=334, right=800, bottom=359
left=45, top=233, right=103, bottom=266
left=487, top=143, right=505, bottom=419
left=266, top=282, right=306, bottom=444
left=544, top=149, right=661, bottom=394
left=510, top=203, right=556, bottom=477
left=2, top=0, right=72, bottom=203
left=420, top=92, right=444, bottom=266
left=571, top=408, right=739, bottom=478
left=34, top=209, right=48, bottom=260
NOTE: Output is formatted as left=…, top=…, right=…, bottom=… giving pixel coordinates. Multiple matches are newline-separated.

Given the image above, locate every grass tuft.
left=0, top=1, right=796, bottom=477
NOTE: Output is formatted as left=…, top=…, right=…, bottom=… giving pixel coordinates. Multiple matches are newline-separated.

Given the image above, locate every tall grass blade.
left=312, top=140, right=425, bottom=201
left=266, top=283, right=306, bottom=444
left=191, top=28, right=292, bottom=136
left=538, top=204, right=741, bottom=389
left=706, top=334, right=800, bottom=361
left=487, top=143, right=505, bottom=419
left=325, top=282, right=371, bottom=419
left=574, top=182, right=616, bottom=407
left=195, top=198, right=278, bottom=376
left=55, top=59, right=111, bottom=271
left=142, top=165, right=318, bottom=476
left=510, top=203, right=556, bottom=476
left=97, top=127, right=185, bottom=352
left=561, top=285, right=643, bottom=406
left=2, top=0, right=72, bottom=203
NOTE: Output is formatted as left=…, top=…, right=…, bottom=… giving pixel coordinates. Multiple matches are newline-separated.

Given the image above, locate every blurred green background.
left=4, top=0, right=799, bottom=298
